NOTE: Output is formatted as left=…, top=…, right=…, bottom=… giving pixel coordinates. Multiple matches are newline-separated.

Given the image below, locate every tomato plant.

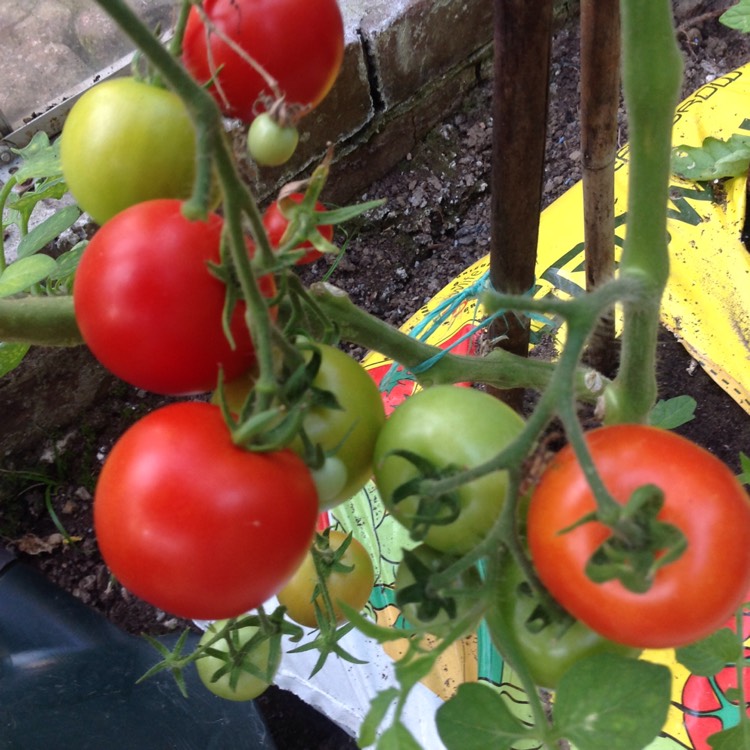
left=527, top=425, right=750, bottom=649
left=262, top=192, right=334, bottom=264
left=94, top=401, right=319, bottom=620
left=373, top=385, right=525, bottom=555
left=182, top=0, right=345, bottom=123
left=247, top=113, right=299, bottom=166
left=74, top=199, right=276, bottom=395
left=277, top=529, right=375, bottom=627
left=497, top=557, right=639, bottom=689
left=196, top=619, right=276, bottom=700
left=60, top=77, right=197, bottom=225
left=395, top=544, right=482, bottom=633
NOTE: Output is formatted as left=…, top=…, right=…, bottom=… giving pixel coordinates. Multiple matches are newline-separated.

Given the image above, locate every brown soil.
left=2, top=6, right=749, bottom=749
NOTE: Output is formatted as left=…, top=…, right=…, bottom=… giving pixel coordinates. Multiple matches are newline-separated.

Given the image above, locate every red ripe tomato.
left=74, top=199, right=276, bottom=395
left=527, top=425, right=750, bottom=649
left=94, top=402, right=319, bottom=620
left=182, top=0, right=345, bottom=123
left=262, top=192, right=333, bottom=264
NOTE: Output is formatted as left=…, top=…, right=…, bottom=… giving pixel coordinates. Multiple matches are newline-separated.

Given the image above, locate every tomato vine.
left=0, top=1, right=748, bottom=749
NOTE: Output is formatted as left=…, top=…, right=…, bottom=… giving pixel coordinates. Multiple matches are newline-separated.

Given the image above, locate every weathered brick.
left=361, top=0, right=493, bottom=109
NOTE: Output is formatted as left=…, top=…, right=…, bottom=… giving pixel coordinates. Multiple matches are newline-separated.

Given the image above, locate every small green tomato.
left=247, top=113, right=299, bottom=166
left=196, top=620, right=276, bottom=701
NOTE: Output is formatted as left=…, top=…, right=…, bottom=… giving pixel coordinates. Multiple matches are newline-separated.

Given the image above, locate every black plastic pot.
left=0, top=546, right=276, bottom=750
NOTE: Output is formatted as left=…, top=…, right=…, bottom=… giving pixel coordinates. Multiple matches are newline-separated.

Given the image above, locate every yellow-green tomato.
left=61, top=77, right=197, bottom=224
left=277, top=530, right=375, bottom=628
left=373, top=385, right=524, bottom=555
left=498, top=559, right=641, bottom=690
left=196, top=620, right=275, bottom=701
left=395, top=545, right=482, bottom=633
left=218, top=344, right=386, bottom=509
left=295, top=344, right=385, bottom=509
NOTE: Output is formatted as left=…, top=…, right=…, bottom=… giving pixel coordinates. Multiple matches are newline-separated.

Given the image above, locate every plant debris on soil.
left=1, top=6, right=749, bottom=749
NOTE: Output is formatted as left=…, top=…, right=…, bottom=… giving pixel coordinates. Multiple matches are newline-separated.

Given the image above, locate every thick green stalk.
left=0, top=296, right=82, bottom=346
left=606, top=0, right=683, bottom=423
left=311, top=282, right=607, bottom=399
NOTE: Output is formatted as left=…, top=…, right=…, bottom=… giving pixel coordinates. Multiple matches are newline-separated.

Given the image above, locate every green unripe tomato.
left=498, top=558, right=641, bottom=690
left=247, top=113, right=299, bottom=166
left=217, top=344, right=386, bottom=509
left=61, top=77, right=197, bottom=225
left=373, top=385, right=525, bottom=555
left=196, top=619, right=275, bottom=701
left=395, top=545, right=482, bottom=634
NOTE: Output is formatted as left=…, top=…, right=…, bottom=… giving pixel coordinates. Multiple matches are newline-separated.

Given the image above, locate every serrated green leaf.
left=10, top=131, right=63, bottom=183
left=672, top=135, right=750, bottom=181
left=708, top=722, right=750, bottom=750
left=377, top=722, right=423, bottom=750
left=359, top=688, right=399, bottom=748
left=16, top=205, right=81, bottom=259
left=0, top=255, right=57, bottom=297
left=720, top=0, right=750, bottom=33
left=647, top=395, right=696, bottom=429
left=0, top=342, right=30, bottom=376
left=676, top=628, right=742, bottom=676
left=436, top=682, right=532, bottom=750
left=554, top=653, right=671, bottom=750
left=7, top=178, right=69, bottom=230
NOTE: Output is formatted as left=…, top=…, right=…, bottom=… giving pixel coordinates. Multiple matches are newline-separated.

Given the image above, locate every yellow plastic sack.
left=320, top=66, right=750, bottom=750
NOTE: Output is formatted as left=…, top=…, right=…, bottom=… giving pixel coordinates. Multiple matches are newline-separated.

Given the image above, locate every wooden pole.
left=489, top=0, right=554, bottom=408
left=581, top=0, right=621, bottom=375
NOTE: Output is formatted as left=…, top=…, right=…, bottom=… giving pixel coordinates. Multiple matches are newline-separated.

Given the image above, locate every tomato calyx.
left=284, top=529, right=373, bottom=675
left=197, top=616, right=279, bottom=690
left=562, top=482, right=688, bottom=594
left=387, top=449, right=464, bottom=542
left=396, top=548, right=464, bottom=623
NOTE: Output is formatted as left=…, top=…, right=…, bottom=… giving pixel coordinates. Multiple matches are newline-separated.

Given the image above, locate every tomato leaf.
left=707, top=722, right=750, bottom=750
left=0, top=341, right=29, bottom=376
left=436, top=682, right=534, bottom=750
left=553, top=653, right=671, bottom=750
left=16, top=205, right=81, bottom=259
left=672, top=134, right=750, bottom=181
left=675, top=627, right=742, bottom=676
left=358, top=688, right=399, bottom=748
left=738, top=452, right=750, bottom=486
left=376, top=722, right=423, bottom=750
left=312, top=199, right=386, bottom=225
left=647, top=395, right=696, bottom=429
left=0, top=255, right=57, bottom=297
left=720, top=0, right=750, bottom=33
left=48, top=242, right=86, bottom=283
left=10, top=131, right=63, bottom=183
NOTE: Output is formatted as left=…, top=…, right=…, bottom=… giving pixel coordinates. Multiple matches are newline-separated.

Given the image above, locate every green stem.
left=92, top=0, right=219, bottom=219
left=213, top=142, right=278, bottom=415
left=606, top=0, right=683, bottom=423
left=484, top=548, right=555, bottom=742
left=0, top=296, right=82, bottom=346
left=0, top=174, right=18, bottom=273
left=93, top=0, right=280, bottom=434
left=168, top=0, right=192, bottom=58
left=311, top=281, right=607, bottom=400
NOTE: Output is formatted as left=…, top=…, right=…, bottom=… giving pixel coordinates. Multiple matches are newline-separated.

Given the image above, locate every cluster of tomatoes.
left=57, top=0, right=750, bottom=705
